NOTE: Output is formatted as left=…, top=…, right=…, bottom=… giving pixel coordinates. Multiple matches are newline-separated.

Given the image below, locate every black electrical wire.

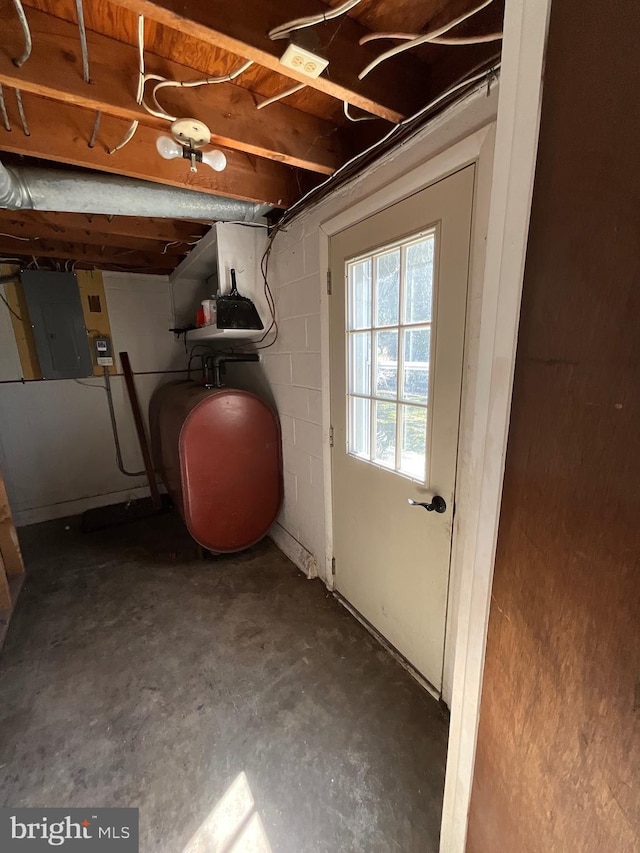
left=276, top=59, right=501, bottom=233
left=0, top=291, right=23, bottom=321
left=252, top=228, right=279, bottom=350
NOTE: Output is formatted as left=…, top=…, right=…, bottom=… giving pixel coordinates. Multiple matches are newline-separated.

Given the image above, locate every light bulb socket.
left=181, top=146, right=202, bottom=164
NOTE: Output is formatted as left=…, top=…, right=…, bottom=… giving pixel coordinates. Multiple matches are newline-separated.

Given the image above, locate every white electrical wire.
left=257, top=83, right=306, bottom=110
left=269, top=0, right=364, bottom=40
left=0, top=85, right=11, bottom=132
left=14, top=89, right=30, bottom=136
left=11, top=0, right=32, bottom=67
left=151, top=60, right=253, bottom=115
left=141, top=60, right=254, bottom=124
left=88, top=110, right=101, bottom=148
left=281, top=63, right=500, bottom=225
left=360, top=31, right=503, bottom=46
left=140, top=73, right=174, bottom=121
left=359, top=0, right=495, bottom=80
left=109, top=15, right=145, bottom=154
left=343, top=101, right=377, bottom=123
left=74, top=0, right=90, bottom=83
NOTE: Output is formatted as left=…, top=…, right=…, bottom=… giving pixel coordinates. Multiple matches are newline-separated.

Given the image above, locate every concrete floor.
left=0, top=509, right=448, bottom=852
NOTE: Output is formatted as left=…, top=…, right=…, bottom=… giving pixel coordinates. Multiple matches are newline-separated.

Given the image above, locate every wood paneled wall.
left=467, top=1, right=640, bottom=851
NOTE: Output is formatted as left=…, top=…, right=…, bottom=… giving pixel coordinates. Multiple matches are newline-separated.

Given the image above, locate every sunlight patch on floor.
left=182, top=772, right=272, bottom=853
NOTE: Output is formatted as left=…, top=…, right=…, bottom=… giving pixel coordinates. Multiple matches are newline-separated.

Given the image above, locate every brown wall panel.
left=467, top=0, right=640, bottom=851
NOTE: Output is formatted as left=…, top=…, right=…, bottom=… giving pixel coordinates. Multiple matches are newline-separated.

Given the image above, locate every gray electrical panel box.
left=21, top=271, right=93, bottom=380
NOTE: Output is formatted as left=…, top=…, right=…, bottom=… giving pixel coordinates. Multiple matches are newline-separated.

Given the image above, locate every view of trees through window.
left=346, top=232, right=435, bottom=481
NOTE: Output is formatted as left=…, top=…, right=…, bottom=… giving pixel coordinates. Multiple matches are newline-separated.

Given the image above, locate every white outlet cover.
left=279, top=43, right=329, bottom=79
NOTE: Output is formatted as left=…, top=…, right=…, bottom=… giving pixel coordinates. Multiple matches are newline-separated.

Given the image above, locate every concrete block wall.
left=260, top=222, right=326, bottom=576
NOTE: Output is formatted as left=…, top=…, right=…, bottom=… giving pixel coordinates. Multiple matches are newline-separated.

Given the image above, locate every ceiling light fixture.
left=156, top=118, right=227, bottom=173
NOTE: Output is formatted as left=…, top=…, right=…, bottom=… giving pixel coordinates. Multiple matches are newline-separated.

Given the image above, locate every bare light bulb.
left=156, top=135, right=182, bottom=160
left=201, top=149, right=227, bottom=172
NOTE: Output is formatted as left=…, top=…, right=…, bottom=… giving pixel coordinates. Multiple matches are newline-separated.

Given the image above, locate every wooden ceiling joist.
left=0, top=217, right=190, bottom=255
left=0, top=210, right=207, bottom=246
left=0, top=237, right=176, bottom=269
left=109, top=0, right=425, bottom=122
left=0, top=8, right=342, bottom=176
left=0, top=92, right=299, bottom=208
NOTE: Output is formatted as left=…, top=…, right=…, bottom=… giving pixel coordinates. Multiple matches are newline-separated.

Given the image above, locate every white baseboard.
left=269, top=522, right=318, bottom=579
left=14, top=486, right=154, bottom=527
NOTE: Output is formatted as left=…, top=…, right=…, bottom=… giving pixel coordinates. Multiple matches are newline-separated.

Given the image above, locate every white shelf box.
left=186, top=326, right=265, bottom=342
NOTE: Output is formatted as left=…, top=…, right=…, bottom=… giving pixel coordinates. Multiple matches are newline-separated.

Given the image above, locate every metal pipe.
left=103, top=367, right=146, bottom=478
left=0, top=158, right=270, bottom=221
left=119, top=352, right=162, bottom=507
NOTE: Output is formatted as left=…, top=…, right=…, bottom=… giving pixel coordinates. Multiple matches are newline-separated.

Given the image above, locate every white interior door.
left=330, top=166, right=474, bottom=692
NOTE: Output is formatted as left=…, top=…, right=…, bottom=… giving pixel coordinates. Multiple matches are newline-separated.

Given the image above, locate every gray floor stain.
left=0, top=510, right=447, bottom=852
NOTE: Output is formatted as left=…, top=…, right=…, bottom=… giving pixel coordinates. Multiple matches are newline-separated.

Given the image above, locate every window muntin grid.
left=346, top=230, right=435, bottom=482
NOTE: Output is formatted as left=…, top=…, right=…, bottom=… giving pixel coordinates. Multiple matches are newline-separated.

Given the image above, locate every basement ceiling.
left=0, top=0, right=504, bottom=273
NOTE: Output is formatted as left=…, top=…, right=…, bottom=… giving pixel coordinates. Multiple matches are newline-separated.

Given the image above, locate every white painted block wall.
left=260, top=224, right=326, bottom=575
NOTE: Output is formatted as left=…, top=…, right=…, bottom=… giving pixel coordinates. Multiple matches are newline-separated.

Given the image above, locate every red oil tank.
left=149, top=381, right=282, bottom=553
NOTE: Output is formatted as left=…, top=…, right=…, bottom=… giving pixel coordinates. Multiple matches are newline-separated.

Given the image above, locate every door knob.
left=408, top=495, right=447, bottom=513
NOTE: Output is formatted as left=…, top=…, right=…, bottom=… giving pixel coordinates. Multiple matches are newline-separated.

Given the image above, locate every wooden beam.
left=76, top=269, right=116, bottom=377
left=0, top=238, right=176, bottom=270
left=0, top=210, right=207, bottom=245
left=0, top=92, right=298, bottom=207
left=0, top=465, right=25, bottom=579
left=1, top=263, right=42, bottom=380
left=0, top=555, right=11, bottom=611
left=0, top=215, right=191, bottom=254
left=0, top=7, right=342, bottom=175
left=109, top=0, right=426, bottom=122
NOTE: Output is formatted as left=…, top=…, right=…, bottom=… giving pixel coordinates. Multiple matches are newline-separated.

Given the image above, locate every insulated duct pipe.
left=0, top=159, right=269, bottom=221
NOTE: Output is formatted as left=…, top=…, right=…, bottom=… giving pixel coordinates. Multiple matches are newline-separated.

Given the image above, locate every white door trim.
left=440, top=0, right=552, bottom=849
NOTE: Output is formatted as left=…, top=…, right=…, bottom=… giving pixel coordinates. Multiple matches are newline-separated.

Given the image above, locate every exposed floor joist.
left=0, top=93, right=299, bottom=208
left=0, top=219, right=189, bottom=256
left=1, top=8, right=342, bottom=175
left=109, top=0, right=426, bottom=122
left=0, top=236, right=176, bottom=271
left=0, top=210, right=208, bottom=246
left=0, top=0, right=503, bottom=272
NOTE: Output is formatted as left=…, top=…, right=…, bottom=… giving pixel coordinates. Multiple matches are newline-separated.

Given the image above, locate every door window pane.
left=404, top=237, right=434, bottom=324
left=400, top=406, right=428, bottom=479
left=348, top=259, right=372, bottom=330
left=375, top=330, right=398, bottom=399
left=349, top=397, right=371, bottom=458
left=345, top=229, right=435, bottom=482
left=349, top=332, right=371, bottom=395
left=403, top=327, right=431, bottom=404
left=374, top=401, right=397, bottom=469
left=375, top=249, right=400, bottom=327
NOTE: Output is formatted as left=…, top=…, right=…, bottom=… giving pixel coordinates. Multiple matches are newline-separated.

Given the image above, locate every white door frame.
left=314, top=0, right=551, bottom=848
left=439, top=0, right=551, bottom=848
